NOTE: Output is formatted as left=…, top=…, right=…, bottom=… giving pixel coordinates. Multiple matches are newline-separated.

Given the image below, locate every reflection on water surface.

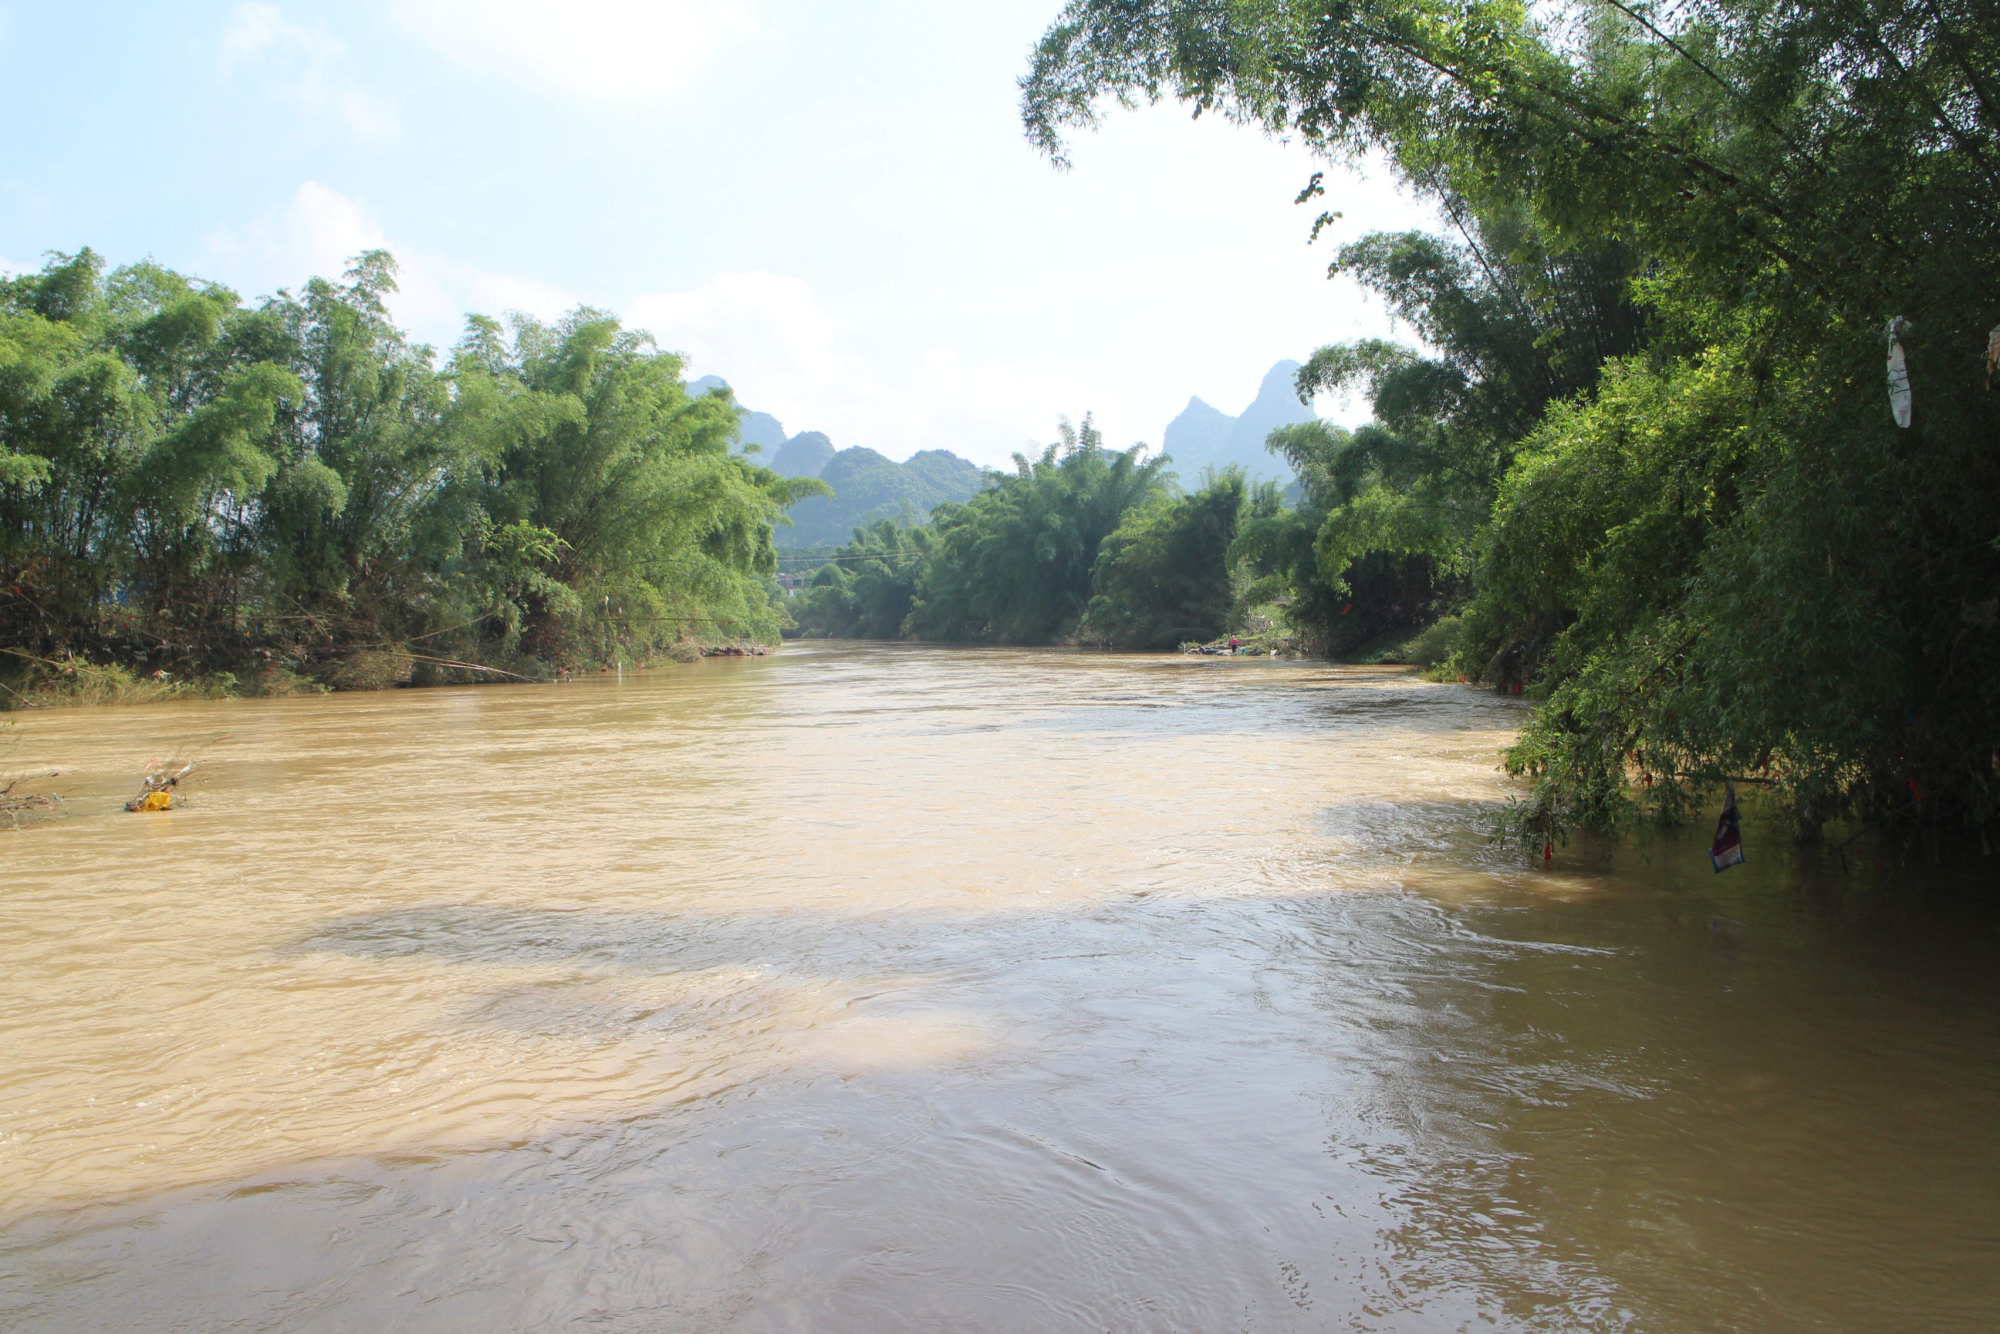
left=2, top=644, right=1995, bottom=1331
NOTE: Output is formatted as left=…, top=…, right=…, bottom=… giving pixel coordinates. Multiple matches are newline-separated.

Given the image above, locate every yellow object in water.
left=131, top=790, right=175, bottom=812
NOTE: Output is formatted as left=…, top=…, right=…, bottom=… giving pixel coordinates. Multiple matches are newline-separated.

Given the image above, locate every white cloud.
left=388, top=0, right=755, bottom=102
left=627, top=273, right=925, bottom=449
left=219, top=1, right=312, bottom=65
left=219, top=3, right=400, bottom=141
left=624, top=274, right=1098, bottom=464
left=918, top=348, right=1129, bottom=462
left=206, top=179, right=383, bottom=292
left=206, top=182, right=575, bottom=347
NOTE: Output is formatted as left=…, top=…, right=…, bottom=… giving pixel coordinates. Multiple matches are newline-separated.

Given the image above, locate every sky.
left=0, top=1, right=1442, bottom=468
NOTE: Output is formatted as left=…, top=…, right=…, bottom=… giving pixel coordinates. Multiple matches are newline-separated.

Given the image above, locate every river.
left=2, top=643, right=1996, bottom=1331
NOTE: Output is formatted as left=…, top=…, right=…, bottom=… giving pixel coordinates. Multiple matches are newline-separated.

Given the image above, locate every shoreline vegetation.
left=0, top=644, right=731, bottom=711
left=0, top=249, right=826, bottom=716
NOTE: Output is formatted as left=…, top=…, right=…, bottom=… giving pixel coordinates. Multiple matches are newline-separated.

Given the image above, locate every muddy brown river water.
left=1, top=644, right=1996, bottom=1331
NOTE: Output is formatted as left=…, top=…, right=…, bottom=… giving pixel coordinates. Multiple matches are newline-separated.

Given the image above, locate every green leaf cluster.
left=793, top=418, right=1253, bottom=648
left=904, top=417, right=1173, bottom=643
left=0, top=249, right=820, bottom=687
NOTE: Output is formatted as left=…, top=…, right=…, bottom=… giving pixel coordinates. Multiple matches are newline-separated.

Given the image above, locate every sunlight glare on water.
left=2, top=644, right=1996, bottom=1332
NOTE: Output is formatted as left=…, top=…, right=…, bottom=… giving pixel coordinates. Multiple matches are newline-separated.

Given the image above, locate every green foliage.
left=793, top=417, right=1239, bottom=648
left=316, top=648, right=416, bottom=693
left=1232, top=420, right=1451, bottom=657
left=1081, top=470, right=1245, bottom=649
left=1024, top=0, right=2000, bottom=837
left=1354, top=613, right=1463, bottom=670
left=790, top=519, right=934, bottom=639
left=906, top=416, right=1172, bottom=643
left=460, top=307, right=823, bottom=664
left=0, top=249, right=819, bottom=694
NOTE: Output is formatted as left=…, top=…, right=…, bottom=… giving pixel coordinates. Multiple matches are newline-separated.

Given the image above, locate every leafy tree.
left=1241, top=417, right=1448, bottom=656
left=906, top=416, right=1171, bottom=643
left=1082, top=469, right=1245, bottom=649
left=790, top=519, right=936, bottom=639
left=0, top=248, right=823, bottom=691
left=1283, top=208, right=1645, bottom=608
left=795, top=434, right=1248, bottom=651
left=461, top=308, right=822, bottom=663
left=1, top=250, right=299, bottom=661
left=251, top=252, right=468, bottom=648
left=1024, top=0, right=2000, bottom=837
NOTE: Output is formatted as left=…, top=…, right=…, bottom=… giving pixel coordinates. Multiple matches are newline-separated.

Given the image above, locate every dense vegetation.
left=794, top=417, right=1265, bottom=650
left=0, top=249, right=822, bottom=696
left=1022, top=0, right=2000, bottom=841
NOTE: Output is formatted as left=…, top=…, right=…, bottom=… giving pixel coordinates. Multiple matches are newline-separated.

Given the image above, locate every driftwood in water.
left=403, top=653, right=544, bottom=682
left=2, top=772, right=63, bottom=828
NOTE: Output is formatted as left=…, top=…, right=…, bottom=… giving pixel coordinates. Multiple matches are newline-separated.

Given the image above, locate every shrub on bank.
left=7, top=658, right=203, bottom=709
left=313, top=650, right=415, bottom=693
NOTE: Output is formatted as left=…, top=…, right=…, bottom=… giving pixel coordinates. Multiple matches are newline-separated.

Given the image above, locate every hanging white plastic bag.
left=1886, top=317, right=1913, bottom=427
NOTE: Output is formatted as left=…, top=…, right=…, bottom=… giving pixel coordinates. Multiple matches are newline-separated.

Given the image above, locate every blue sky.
left=1, top=1, right=1439, bottom=467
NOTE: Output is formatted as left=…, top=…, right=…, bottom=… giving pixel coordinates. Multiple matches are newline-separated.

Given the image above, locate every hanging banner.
left=1986, top=325, right=2000, bottom=390
left=1709, top=782, right=1745, bottom=873
left=1886, top=317, right=1913, bottom=427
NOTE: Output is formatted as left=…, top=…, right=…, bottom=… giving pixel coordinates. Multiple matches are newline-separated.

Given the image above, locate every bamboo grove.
left=793, top=425, right=1457, bottom=653
left=1020, top=0, right=2000, bottom=842
left=793, top=417, right=1266, bottom=651
left=0, top=249, right=823, bottom=694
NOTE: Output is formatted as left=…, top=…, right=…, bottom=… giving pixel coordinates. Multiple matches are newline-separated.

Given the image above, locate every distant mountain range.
left=1159, top=360, right=1317, bottom=484
left=691, top=359, right=1319, bottom=550
left=777, top=445, right=988, bottom=548
left=690, top=377, right=988, bottom=549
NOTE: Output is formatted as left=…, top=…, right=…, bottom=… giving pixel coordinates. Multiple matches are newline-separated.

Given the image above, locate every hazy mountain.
left=689, top=375, right=787, bottom=456
left=737, top=409, right=788, bottom=454
left=684, top=372, right=988, bottom=547
left=770, top=430, right=836, bottom=479
left=902, top=448, right=986, bottom=497
left=1161, top=395, right=1233, bottom=467
left=1228, top=360, right=1320, bottom=461
left=1160, top=360, right=1316, bottom=483
left=780, top=445, right=990, bottom=548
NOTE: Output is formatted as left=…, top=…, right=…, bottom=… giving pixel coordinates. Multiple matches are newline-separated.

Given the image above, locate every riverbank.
left=0, top=640, right=769, bottom=712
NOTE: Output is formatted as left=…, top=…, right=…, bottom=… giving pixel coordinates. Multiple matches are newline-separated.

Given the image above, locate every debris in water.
left=2, top=771, right=64, bottom=829
left=126, top=760, right=195, bottom=812
left=1709, top=782, right=1745, bottom=872
left=1179, top=632, right=1293, bottom=657
left=1, top=724, right=64, bottom=829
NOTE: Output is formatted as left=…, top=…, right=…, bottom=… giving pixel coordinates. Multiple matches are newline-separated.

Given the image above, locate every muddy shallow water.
left=2, top=644, right=1996, bottom=1331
